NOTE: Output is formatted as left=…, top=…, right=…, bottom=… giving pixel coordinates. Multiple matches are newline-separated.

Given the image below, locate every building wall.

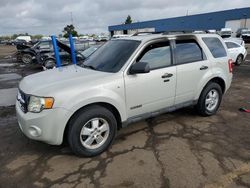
left=225, top=18, right=250, bottom=34
left=108, top=7, right=250, bottom=35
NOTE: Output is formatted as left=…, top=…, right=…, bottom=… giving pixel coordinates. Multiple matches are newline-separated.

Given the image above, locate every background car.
left=224, top=40, right=247, bottom=65
left=41, top=44, right=102, bottom=69
left=236, top=28, right=248, bottom=37
left=17, top=40, right=53, bottom=64
left=241, top=29, right=250, bottom=43
left=220, top=28, right=232, bottom=38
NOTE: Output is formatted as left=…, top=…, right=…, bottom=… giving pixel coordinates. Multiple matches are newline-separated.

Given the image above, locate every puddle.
left=0, top=73, right=22, bottom=81
left=0, top=63, right=15, bottom=67
left=0, top=88, right=18, bottom=106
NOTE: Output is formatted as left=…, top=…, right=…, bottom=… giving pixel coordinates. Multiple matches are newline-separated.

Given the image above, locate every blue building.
left=108, top=7, right=250, bottom=36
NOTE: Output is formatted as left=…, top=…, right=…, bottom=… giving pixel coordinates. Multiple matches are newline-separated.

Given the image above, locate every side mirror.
left=130, top=62, right=150, bottom=74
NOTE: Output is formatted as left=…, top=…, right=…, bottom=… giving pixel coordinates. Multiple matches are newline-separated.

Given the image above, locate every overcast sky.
left=0, top=0, right=249, bottom=36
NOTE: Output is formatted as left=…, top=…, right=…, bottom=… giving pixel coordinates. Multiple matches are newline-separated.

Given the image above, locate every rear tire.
left=196, top=82, right=222, bottom=116
left=235, top=54, right=244, bottom=66
left=44, top=59, right=56, bottom=69
left=67, top=105, right=117, bottom=157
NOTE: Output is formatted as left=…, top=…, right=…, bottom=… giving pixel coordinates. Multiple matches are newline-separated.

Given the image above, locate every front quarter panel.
left=58, top=78, right=127, bottom=123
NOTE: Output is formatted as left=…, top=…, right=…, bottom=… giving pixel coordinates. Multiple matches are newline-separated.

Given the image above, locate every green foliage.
left=125, top=15, right=132, bottom=24
left=32, top=35, right=43, bottom=39
left=62, top=24, right=78, bottom=38
left=0, top=33, right=32, bottom=40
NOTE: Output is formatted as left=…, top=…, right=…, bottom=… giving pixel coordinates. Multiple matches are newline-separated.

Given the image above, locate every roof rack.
left=131, top=31, right=162, bottom=36
left=131, top=30, right=214, bottom=37
left=162, top=30, right=194, bottom=35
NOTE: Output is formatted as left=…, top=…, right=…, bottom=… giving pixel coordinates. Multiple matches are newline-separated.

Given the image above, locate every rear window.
left=202, top=37, right=227, bottom=58
left=225, top=42, right=240, bottom=49
left=175, top=39, right=204, bottom=64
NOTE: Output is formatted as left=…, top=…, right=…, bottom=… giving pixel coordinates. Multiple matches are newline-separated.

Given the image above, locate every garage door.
left=225, top=20, right=241, bottom=36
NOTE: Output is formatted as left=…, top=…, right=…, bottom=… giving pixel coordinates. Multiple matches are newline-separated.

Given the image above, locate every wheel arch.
left=208, top=77, right=226, bottom=93
left=63, top=102, right=122, bottom=144
left=44, top=57, right=56, bottom=65
left=22, top=50, right=35, bottom=56
left=196, top=76, right=226, bottom=101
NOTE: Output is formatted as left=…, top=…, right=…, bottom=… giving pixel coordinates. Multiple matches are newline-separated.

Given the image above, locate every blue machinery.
left=51, top=34, right=77, bottom=68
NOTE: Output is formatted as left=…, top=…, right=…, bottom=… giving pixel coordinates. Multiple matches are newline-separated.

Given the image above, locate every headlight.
left=28, top=96, right=54, bottom=113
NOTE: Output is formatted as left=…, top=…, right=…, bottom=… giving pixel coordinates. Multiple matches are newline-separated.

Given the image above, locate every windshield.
left=221, top=31, right=231, bottom=35
left=32, top=41, right=41, bottom=48
left=81, top=45, right=101, bottom=58
left=242, top=31, right=250, bottom=34
left=82, top=40, right=140, bottom=73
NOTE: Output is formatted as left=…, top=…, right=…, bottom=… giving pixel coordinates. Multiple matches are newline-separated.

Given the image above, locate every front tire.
left=67, top=105, right=117, bottom=157
left=196, top=82, right=222, bottom=116
left=21, top=54, right=33, bottom=64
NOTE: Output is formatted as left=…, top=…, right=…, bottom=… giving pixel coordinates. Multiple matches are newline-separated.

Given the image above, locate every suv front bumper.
left=16, top=101, right=70, bottom=145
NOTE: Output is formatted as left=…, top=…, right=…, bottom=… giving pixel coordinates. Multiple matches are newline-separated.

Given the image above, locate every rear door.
left=173, top=38, right=211, bottom=104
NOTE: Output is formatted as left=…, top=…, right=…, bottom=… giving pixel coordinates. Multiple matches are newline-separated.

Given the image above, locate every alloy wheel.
left=79, top=118, right=110, bottom=150
left=205, top=89, right=219, bottom=111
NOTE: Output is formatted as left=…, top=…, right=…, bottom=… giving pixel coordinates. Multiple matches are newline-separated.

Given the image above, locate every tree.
left=125, top=15, right=132, bottom=24
left=62, top=24, right=78, bottom=38
left=32, top=34, right=43, bottom=39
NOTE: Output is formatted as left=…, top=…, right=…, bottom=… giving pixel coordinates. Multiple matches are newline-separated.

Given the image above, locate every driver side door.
left=124, top=40, right=176, bottom=118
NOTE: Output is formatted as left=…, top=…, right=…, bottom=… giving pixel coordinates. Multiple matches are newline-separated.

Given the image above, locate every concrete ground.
left=0, top=45, right=250, bottom=188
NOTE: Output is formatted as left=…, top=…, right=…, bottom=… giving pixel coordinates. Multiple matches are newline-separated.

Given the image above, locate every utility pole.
left=70, top=12, right=74, bottom=25
left=186, top=10, right=189, bottom=16
left=243, top=14, right=247, bottom=28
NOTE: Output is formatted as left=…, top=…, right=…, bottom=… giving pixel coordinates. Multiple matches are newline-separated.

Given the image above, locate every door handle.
left=161, top=73, right=173, bottom=78
left=200, top=66, right=208, bottom=70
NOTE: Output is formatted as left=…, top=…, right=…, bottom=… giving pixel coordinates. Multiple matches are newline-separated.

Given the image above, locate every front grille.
left=17, top=89, right=29, bottom=113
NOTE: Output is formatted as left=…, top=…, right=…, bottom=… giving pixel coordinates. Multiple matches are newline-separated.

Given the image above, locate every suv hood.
left=19, top=65, right=111, bottom=95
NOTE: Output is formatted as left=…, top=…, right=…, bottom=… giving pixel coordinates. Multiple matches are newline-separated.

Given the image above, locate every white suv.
left=16, top=33, right=233, bottom=156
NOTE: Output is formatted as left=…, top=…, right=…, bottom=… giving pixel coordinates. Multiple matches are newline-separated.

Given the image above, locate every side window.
left=202, top=37, right=227, bottom=58
left=175, top=40, right=204, bottom=64
left=225, top=42, right=240, bottom=49
left=136, top=41, right=171, bottom=70
left=39, top=41, right=50, bottom=49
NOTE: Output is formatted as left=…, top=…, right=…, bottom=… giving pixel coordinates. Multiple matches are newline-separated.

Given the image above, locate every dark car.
left=41, top=44, right=101, bottom=69
left=236, top=28, right=248, bottom=38
left=17, top=40, right=53, bottom=64
left=241, top=30, right=250, bottom=43
left=18, top=39, right=90, bottom=64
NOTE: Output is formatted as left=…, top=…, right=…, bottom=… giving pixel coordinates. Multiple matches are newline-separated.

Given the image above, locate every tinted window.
left=83, top=40, right=140, bottom=73
left=39, top=41, right=50, bottom=49
left=225, top=42, right=240, bottom=49
left=175, top=40, right=203, bottom=64
left=202, top=37, right=227, bottom=58
left=137, top=42, right=171, bottom=70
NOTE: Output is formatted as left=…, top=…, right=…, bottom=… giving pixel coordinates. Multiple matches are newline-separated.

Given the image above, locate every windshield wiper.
left=82, top=64, right=97, bottom=70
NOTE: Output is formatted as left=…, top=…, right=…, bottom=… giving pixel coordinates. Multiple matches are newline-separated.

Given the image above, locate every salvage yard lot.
left=0, top=45, right=250, bottom=187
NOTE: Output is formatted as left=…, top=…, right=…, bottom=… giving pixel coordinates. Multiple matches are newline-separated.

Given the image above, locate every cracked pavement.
left=0, top=46, right=250, bottom=188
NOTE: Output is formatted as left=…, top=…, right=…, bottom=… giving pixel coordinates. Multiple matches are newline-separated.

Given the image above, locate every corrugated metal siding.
left=108, top=7, right=250, bottom=32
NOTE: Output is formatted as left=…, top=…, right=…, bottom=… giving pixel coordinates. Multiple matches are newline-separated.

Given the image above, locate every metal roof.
left=109, top=7, right=250, bottom=32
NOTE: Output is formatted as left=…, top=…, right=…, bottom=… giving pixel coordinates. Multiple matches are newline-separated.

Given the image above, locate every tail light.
left=228, top=59, right=233, bottom=73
